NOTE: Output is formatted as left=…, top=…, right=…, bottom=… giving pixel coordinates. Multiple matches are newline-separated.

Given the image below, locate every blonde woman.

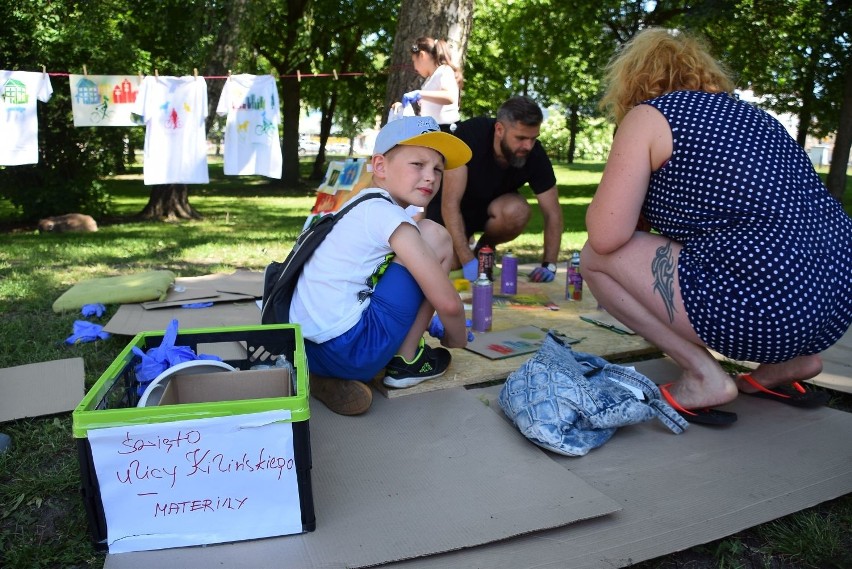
left=582, top=28, right=852, bottom=425
left=398, top=37, right=462, bottom=132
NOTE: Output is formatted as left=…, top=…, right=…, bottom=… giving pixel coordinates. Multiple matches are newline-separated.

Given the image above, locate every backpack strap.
left=260, top=191, right=391, bottom=324
left=334, top=191, right=391, bottom=219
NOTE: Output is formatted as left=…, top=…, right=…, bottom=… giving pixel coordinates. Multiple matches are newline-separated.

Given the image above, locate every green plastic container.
left=72, top=324, right=315, bottom=550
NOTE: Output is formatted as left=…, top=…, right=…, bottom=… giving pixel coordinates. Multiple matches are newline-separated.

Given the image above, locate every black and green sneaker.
left=383, top=338, right=451, bottom=388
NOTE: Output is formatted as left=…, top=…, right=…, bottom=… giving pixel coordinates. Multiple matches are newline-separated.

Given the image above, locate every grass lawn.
left=0, top=158, right=850, bottom=568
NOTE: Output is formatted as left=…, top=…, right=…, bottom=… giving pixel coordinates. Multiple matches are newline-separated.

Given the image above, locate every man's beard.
left=501, top=138, right=528, bottom=168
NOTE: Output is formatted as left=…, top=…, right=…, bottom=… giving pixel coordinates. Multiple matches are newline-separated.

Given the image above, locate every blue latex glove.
left=428, top=314, right=474, bottom=342
left=130, top=319, right=222, bottom=394
left=81, top=303, right=106, bottom=318
left=65, top=320, right=110, bottom=345
left=529, top=265, right=556, bottom=283
left=181, top=302, right=214, bottom=309
left=462, top=258, right=480, bottom=281
left=402, top=90, right=422, bottom=106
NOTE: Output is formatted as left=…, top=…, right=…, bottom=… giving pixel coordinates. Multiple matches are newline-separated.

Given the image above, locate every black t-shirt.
left=426, top=116, right=557, bottom=232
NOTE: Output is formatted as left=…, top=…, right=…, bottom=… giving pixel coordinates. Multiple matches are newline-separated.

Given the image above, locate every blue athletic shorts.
left=305, top=263, right=424, bottom=381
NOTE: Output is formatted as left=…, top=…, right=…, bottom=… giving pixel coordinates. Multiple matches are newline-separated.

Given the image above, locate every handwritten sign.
left=88, top=410, right=302, bottom=553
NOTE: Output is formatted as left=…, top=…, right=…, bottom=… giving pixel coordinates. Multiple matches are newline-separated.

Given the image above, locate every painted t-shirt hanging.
left=0, top=70, right=53, bottom=166
left=216, top=74, right=282, bottom=179
left=69, top=74, right=142, bottom=127
left=131, top=75, right=209, bottom=185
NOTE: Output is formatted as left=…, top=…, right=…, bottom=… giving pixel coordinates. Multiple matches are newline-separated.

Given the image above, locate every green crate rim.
left=72, top=324, right=310, bottom=438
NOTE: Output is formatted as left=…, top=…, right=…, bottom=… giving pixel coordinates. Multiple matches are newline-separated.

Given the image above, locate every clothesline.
left=40, top=70, right=369, bottom=81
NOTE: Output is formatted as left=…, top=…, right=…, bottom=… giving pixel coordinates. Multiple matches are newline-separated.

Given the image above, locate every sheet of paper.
left=88, top=410, right=301, bottom=553
left=465, top=326, right=578, bottom=360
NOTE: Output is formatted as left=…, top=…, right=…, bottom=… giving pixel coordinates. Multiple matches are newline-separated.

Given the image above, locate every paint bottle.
left=472, top=273, right=493, bottom=332
left=500, top=251, right=518, bottom=294
left=566, top=251, right=583, bottom=301
left=477, top=246, right=495, bottom=281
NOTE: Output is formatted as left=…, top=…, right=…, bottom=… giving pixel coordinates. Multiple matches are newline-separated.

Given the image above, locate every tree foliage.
left=703, top=0, right=851, bottom=199
left=0, top=0, right=233, bottom=220
left=0, top=1, right=138, bottom=220
left=1, top=0, right=848, bottom=214
left=300, top=0, right=397, bottom=180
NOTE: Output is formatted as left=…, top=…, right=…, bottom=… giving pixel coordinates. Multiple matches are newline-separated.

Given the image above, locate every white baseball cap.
left=373, top=116, right=472, bottom=170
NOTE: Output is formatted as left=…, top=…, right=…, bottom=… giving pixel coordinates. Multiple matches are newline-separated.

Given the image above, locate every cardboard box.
left=72, top=324, right=314, bottom=553
left=157, top=368, right=292, bottom=406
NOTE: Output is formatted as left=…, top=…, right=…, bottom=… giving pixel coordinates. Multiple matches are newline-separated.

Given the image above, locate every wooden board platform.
left=372, top=275, right=659, bottom=398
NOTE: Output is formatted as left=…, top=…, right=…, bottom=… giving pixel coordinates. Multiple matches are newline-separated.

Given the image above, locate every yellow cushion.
left=52, top=270, right=176, bottom=313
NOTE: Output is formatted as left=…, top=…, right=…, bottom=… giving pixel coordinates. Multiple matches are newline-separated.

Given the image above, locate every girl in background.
left=396, top=37, right=462, bottom=132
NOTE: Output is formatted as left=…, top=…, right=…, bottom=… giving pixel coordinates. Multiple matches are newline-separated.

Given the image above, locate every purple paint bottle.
left=472, top=273, right=493, bottom=332
left=500, top=251, right=518, bottom=294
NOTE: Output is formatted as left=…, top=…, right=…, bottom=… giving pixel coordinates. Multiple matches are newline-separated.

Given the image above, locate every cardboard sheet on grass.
left=383, top=357, right=852, bottom=569
left=0, top=358, right=85, bottom=421
left=105, top=387, right=620, bottom=568
left=807, top=327, right=852, bottom=394
left=104, top=271, right=264, bottom=335
left=374, top=277, right=658, bottom=398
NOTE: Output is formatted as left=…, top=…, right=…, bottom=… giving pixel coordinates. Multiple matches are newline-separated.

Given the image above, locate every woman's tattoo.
left=651, top=241, right=677, bottom=323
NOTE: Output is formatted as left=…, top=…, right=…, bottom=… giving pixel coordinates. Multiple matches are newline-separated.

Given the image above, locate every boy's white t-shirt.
left=216, top=74, right=282, bottom=179
left=132, top=75, right=209, bottom=185
left=418, top=64, right=459, bottom=125
left=290, top=188, right=417, bottom=343
left=0, top=71, right=53, bottom=165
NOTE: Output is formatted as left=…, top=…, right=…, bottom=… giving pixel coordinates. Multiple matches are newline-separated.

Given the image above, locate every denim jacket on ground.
left=498, top=332, right=689, bottom=457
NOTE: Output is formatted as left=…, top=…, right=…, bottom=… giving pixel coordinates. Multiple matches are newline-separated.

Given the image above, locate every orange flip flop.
left=738, top=374, right=829, bottom=408
left=659, top=383, right=737, bottom=426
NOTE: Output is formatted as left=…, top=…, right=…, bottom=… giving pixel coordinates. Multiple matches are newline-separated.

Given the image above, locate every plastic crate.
left=72, top=324, right=314, bottom=552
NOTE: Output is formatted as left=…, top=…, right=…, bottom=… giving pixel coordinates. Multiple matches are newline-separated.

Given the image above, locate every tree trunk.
left=204, top=0, right=247, bottom=133
left=311, top=93, right=337, bottom=180
left=826, top=66, right=852, bottom=202
left=383, top=0, right=475, bottom=126
left=138, top=184, right=202, bottom=220
left=567, top=105, right=579, bottom=164
left=795, top=56, right=817, bottom=147
left=311, top=34, right=361, bottom=180
left=281, top=75, right=302, bottom=186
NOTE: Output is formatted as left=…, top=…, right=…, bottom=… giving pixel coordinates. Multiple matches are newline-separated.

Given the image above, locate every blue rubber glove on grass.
left=65, top=320, right=110, bottom=345
left=81, top=303, right=107, bottom=318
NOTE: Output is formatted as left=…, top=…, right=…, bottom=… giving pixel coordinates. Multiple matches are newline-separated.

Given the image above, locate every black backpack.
left=261, top=192, right=391, bottom=325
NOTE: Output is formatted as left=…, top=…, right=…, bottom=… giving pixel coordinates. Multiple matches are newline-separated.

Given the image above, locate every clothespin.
left=333, top=69, right=338, bottom=81
left=138, top=71, right=143, bottom=84
left=296, top=70, right=301, bottom=82
left=154, top=68, right=159, bottom=79
left=83, top=64, right=88, bottom=77
left=42, top=65, right=46, bottom=74
left=193, top=68, right=198, bottom=79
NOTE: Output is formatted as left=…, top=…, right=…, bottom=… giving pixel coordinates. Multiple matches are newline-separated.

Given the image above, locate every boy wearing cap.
left=290, top=116, right=473, bottom=415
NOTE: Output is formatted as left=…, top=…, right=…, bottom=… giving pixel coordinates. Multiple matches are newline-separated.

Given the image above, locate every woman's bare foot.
left=664, top=365, right=739, bottom=409
left=735, top=354, right=823, bottom=393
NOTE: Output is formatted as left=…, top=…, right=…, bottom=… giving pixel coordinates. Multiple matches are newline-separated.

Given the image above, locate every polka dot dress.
left=642, top=91, right=852, bottom=363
